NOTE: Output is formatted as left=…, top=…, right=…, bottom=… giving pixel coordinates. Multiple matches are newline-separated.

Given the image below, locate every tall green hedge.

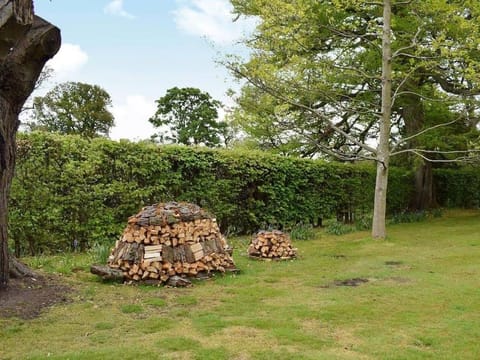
left=434, top=168, right=480, bottom=208
left=9, top=132, right=413, bottom=255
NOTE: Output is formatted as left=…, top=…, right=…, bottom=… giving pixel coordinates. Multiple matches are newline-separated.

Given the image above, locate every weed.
left=389, top=210, right=427, bottom=224
left=289, top=223, right=316, bottom=241
left=120, top=304, right=143, bottom=314
left=177, top=295, right=198, bottom=305
left=155, top=337, right=200, bottom=351
left=325, top=221, right=355, bottom=235
left=89, top=242, right=112, bottom=264
left=355, top=213, right=373, bottom=231
left=194, top=347, right=230, bottom=360
left=94, top=322, right=114, bottom=330
left=192, top=313, right=228, bottom=334
left=145, top=297, right=167, bottom=307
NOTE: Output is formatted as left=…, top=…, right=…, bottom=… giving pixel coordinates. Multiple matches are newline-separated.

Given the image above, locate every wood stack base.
left=100, top=202, right=237, bottom=286
left=248, top=230, right=297, bottom=260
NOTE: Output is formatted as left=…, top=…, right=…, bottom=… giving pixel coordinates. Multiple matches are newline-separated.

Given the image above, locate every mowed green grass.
left=1, top=210, right=480, bottom=359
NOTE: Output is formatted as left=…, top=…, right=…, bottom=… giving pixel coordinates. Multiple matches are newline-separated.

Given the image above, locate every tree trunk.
left=372, top=0, right=392, bottom=239
left=0, top=101, right=19, bottom=287
left=400, top=82, right=436, bottom=210
left=0, top=1, right=60, bottom=288
left=413, top=161, right=435, bottom=210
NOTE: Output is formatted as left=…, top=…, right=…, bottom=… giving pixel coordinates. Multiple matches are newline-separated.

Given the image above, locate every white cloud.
left=47, top=43, right=88, bottom=79
left=173, top=0, right=256, bottom=45
left=104, top=0, right=135, bottom=19
left=110, top=95, right=157, bottom=141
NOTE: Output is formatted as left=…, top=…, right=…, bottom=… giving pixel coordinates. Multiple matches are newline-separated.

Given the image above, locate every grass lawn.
left=1, top=209, right=480, bottom=359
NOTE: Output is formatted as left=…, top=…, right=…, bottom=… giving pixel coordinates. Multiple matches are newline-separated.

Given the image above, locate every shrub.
left=9, top=132, right=414, bottom=254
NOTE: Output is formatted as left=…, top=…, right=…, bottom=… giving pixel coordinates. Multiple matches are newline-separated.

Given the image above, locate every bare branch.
left=392, top=26, right=422, bottom=59
left=393, top=118, right=459, bottom=149
left=229, top=65, right=380, bottom=155
left=393, top=149, right=480, bottom=163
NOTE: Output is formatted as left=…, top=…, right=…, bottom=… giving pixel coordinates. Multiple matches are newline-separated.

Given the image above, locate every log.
left=166, top=275, right=191, bottom=287
left=90, top=264, right=124, bottom=282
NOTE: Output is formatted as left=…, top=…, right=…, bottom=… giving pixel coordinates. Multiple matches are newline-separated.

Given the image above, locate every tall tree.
left=149, top=87, right=228, bottom=147
left=0, top=0, right=61, bottom=287
left=31, top=81, right=114, bottom=138
left=228, top=0, right=480, bottom=238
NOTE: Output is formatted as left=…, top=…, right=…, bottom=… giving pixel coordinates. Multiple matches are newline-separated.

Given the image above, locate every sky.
left=33, top=0, right=256, bottom=141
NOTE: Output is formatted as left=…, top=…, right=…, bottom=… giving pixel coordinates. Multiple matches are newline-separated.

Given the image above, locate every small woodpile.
left=103, top=202, right=237, bottom=285
left=248, top=230, right=297, bottom=260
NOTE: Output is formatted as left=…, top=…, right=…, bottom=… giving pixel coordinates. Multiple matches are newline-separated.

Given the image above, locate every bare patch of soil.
left=385, top=261, right=404, bottom=266
left=333, top=278, right=369, bottom=287
left=0, top=275, right=71, bottom=319
left=320, top=277, right=369, bottom=288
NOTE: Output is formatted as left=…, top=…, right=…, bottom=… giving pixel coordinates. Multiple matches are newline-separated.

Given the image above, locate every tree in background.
left=227, top=0, right=480, bottom=237
left=149, top=87, right=229, bottom=147
left=31, top=82, right=114, bottom=138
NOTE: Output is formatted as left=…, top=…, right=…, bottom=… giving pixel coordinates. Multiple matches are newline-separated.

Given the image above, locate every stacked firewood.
left=107, top=202, right=237, bottom=283
left=248, top=230, right=297, bottom=260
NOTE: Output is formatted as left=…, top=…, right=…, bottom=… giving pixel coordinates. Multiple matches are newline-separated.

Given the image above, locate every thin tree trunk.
left=372, top=0, right=392, bottom=239
left=0, top=1, right=60, bottom=288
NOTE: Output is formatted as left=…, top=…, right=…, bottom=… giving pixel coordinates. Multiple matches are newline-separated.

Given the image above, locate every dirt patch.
left=320, top=277, right=369, bottom=288
left=333, top=278, right=369, bottom=287
left=0, top=275, right=71, bottom=319
left=385, top=261, right=403, bottom=266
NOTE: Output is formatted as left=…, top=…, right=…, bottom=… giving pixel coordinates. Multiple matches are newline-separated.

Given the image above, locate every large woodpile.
left=106, top=202, right=237, bottom=284
left=248, top=230, right=297, bottom=260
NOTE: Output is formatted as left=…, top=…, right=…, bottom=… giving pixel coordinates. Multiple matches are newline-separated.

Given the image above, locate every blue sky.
left=33, top=0, right=255, bottom=140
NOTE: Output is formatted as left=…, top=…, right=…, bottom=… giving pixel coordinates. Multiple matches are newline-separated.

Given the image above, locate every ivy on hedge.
left=9, top=132, right=413, bottom=255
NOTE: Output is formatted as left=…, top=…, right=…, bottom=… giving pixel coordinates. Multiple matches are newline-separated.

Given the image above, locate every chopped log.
left=90, top=264, right=124, bottom=282
left=166, top=275, right=192, bottom=287
left=98, top=202, right=237, bottom=286
left=248, top=230, right=297, bottom=260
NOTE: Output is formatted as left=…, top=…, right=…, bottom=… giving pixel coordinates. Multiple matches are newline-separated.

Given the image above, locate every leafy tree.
left=31, top=81, right=115, bottom=138
left=149, top=87, right=228, bottom=147
left=227, top=0, right=480, bottom=238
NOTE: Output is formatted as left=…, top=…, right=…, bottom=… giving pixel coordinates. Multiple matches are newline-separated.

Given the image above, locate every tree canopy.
left=31, top=81, right=115, bottom=138
left=227, top=0, right=480, bottom=237
left=149, top=87, right=228, bottom=147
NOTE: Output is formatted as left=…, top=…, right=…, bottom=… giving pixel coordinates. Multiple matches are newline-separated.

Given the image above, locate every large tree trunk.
left=413, top=161, right=435, bottom=210
left=400, top=84, right=436, bottom=210
left=0, top=100, right=19, bottom=287
left=0, top=0, right=60, bottom=288
left=372, top=0, right=392, bottom=239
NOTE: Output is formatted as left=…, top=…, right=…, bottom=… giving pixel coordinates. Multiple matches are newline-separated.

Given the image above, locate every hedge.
left=434, top=168, right=480, bottom=208
left=9, top=132, right=413, bottom=255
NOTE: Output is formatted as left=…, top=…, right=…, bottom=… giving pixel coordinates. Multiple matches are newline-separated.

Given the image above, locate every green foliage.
left=149, top=87, right=228, bottom=147
left=89, top=242, right=112, bottom=265
left=31, top=82, right=114, bottom=138
left=228, top=0, right=480, bottom=160
left=434, top=167, right=480, bottom=208
left=389, top=210, right=428, bottom=225
left=9, top=132, right=416, bottom=255
left=120, top=304, right=143, bottom=314
left=289, top=223, right=316, bottom=241
left=325, top=222, right=355, bottom=236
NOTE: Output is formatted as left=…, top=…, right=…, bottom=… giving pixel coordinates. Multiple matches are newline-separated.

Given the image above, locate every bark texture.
left=0, top=0, right=60, bottom=288
left=372, top=0, right=392, bottom=239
